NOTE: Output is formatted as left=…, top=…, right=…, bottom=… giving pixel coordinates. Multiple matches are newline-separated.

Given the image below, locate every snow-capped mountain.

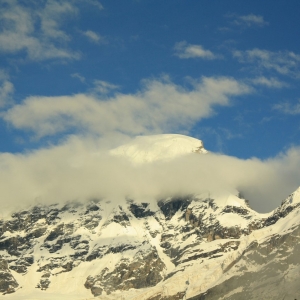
left=110, top=134, right=207, bottom=164
left=0, top=135, right=299, bottom=300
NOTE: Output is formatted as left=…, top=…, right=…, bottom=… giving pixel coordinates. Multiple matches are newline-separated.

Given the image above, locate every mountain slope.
left=0, top=188, right=299, bottom=299
left=0, top=135, right=299, bottom=299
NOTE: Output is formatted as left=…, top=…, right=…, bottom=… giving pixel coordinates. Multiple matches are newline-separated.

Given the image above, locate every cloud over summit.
left=0, top=134, right=300, bottom=213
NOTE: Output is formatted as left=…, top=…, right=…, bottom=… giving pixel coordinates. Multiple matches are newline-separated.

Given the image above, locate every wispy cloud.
left=81, top=0, right=103, bottom=10
left=3, top=76, right=250, bottom=138
left=233, top=14, right=269, bottom=27
left=92, top=80, right=119, bottom=94
left=71, top=73, right=86, bottom=83
left=0, top=80, right=14, bottom=108
left=251, top=76, right=288, bottom=88
left=82, top=30, right=104, bottom=43
left=0, top=0, right=81, bottom=61
left=273, top=100, right=300, bottom=115
left=233, top=48, right=300, bottom=78
left=174, top=41, right=219, bottom=60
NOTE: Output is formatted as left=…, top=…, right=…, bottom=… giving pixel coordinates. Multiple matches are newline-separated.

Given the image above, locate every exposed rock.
left=85, top=247, right=165, bottom=296
left=0, top=259, right=18, bottom=294
left=129, top=203, right=155, bottom=218
left=0, top=191, right=299, bottom=298
left=36, top=278, right=51, bottom=290
left=189, top=224, right=300, bottom=300
left=158, top=196, right=192, bottom=220
left=44, top=224, right=65, bottom=242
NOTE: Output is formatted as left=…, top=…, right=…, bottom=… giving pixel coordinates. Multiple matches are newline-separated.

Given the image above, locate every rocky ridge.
left=0, top=188, right=299, bottom=299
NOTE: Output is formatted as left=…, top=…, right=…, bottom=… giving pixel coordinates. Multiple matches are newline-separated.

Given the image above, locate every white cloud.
left=82, top=30, right=103, bottom=43
left=251, top=76, right=288, bottom=88
left=233, top=48, right=300, bottom=78
left=0, top=134, right=300, bottom=213
left=234, top=14, right=269, bottom=27
left=273, top=100, right=300, bottom=115
left=174, top=41, right=219, bottom=60
left=0, top=0, right=80, bottom=61
left=3, top=76, right=250, bottom=138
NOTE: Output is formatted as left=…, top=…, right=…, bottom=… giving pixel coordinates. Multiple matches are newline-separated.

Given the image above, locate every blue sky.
left=0, top=0, right=300, bottom=158
left=1, top=0, right=300, bottom=211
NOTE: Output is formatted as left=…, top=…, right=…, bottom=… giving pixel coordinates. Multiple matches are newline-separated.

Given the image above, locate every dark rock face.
left=102, top=206, right=131, bottom=228
left=85, top=247, right=165, bottom=296
left=9, top=256, right=34, bottom=274
left=158, top=197, right=192, bottom=220
left=0, top=259, right=18, bottom=294
left=45, top=224, right=65, bottom=242
left=129, top=203, right=155, bottom=218
left=221, top=205, right=249, bottom=215
left=106, top=243, right=137, bottom=254
left=85, top=245, right=106, bottom=261
left=148, top=291, right=186, bottom=300
left=263, top=200, right=300, bottom=228
left=0, top=235, right=31, bottom=256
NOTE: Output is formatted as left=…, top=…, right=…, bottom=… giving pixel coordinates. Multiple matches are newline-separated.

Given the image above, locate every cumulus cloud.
left=0, top=134, right=299, bottom=213
left=174, top=41, right=219, bottom=60
left=233, top=48, right=300, bottom=78
left=3, top=76, right=250, bottom=138
left=0, top=0, right=80, bottom=60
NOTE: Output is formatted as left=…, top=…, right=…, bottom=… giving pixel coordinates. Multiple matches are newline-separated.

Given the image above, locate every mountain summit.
left=110, top=134, right=207, bottom=164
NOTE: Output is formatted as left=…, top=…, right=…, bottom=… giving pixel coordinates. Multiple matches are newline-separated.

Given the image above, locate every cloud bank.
left=0, top=75, right=299, bottom=214
left=3, top=76, right=250, bottom=137
left=0, top=135, right=300, bottom=213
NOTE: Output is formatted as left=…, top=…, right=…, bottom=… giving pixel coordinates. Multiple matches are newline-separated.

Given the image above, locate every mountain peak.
left=110, top=134, right=207, bottom=164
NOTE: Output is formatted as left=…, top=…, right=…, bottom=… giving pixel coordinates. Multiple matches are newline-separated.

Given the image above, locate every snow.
left=2, top=180, right=300, bottom=299
left=212, top=192, right=246, bottom=208
left=217, top=213, right=248, bottom=228
left=110, top=134, right=207, bottom=164
left=287, top=186, right=300, bottom=204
